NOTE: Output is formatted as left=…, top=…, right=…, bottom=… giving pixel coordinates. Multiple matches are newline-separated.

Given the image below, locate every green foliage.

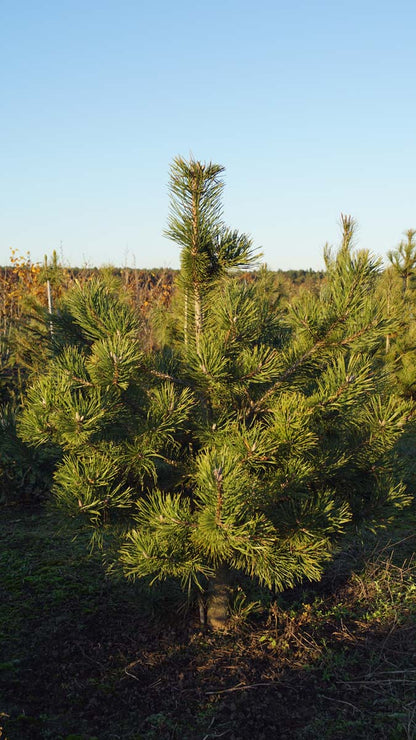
left=18, top=278, right=195, bottom=529
left=63, top=278, right=140, bottom=342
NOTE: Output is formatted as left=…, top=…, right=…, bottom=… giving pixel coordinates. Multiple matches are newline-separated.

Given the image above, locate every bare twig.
left=149, top=369, right=187, bottom=387
left=124, top=667, right=140, bottom=681
left=319, top=695, right=364, bottom=714
left=340, top=678, right=416, bottom=686
left=206, top=680, right=292, bottom=695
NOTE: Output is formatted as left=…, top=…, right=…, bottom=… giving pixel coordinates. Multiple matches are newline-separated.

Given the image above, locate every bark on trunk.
left=194, top=285, right=202, bottom=354
left=198, top=595, right=206, bottom=627
left=207, top=566, right=231, bottom=630
left=184, top=290, right=189, bottom=346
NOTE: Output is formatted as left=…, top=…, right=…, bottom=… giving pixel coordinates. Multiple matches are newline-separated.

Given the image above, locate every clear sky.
left=2, top=0, right=416, bottom=270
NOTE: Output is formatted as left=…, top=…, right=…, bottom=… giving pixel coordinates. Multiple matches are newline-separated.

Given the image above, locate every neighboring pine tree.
left=388, top=229, right=416, bottom=295
left=18, top=163, right=414, bottom=628
left=0, top=251, right=65, bottom=501
left=382, top=230, right=416, bottom=400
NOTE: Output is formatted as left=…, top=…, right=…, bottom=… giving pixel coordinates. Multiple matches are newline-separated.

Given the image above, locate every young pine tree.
left=388, top=229, right=416, bottom=295
left=382, top=230, right=416, bottom=399
left=18, top=167, right=414, bottom=628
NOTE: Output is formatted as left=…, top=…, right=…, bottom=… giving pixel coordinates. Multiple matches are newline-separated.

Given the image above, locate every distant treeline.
left=0, top=260, right=326, bottom=327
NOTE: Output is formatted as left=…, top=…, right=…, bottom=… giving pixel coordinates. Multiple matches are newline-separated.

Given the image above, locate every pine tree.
left=18, top=160, right=414, bottom=628
left=382, top=233, right=416, bottom=400
left=0, top=251, right=66, bottom=501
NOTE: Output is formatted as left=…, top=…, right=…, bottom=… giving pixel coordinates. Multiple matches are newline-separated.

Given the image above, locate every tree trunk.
left=197, top=595, right=206, bottom=627
left=207, top=565, right=231, bottom=629
left=184, top=289, right=189, bottom=346
left=194, top=285, right=202, bottom=353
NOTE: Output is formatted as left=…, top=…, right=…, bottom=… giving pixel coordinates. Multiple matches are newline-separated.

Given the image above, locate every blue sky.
left=2, top=0, right=416, bottom=270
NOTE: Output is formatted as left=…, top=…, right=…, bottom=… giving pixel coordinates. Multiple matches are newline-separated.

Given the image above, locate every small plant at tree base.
left=18, top=160, right=414, bottom=628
